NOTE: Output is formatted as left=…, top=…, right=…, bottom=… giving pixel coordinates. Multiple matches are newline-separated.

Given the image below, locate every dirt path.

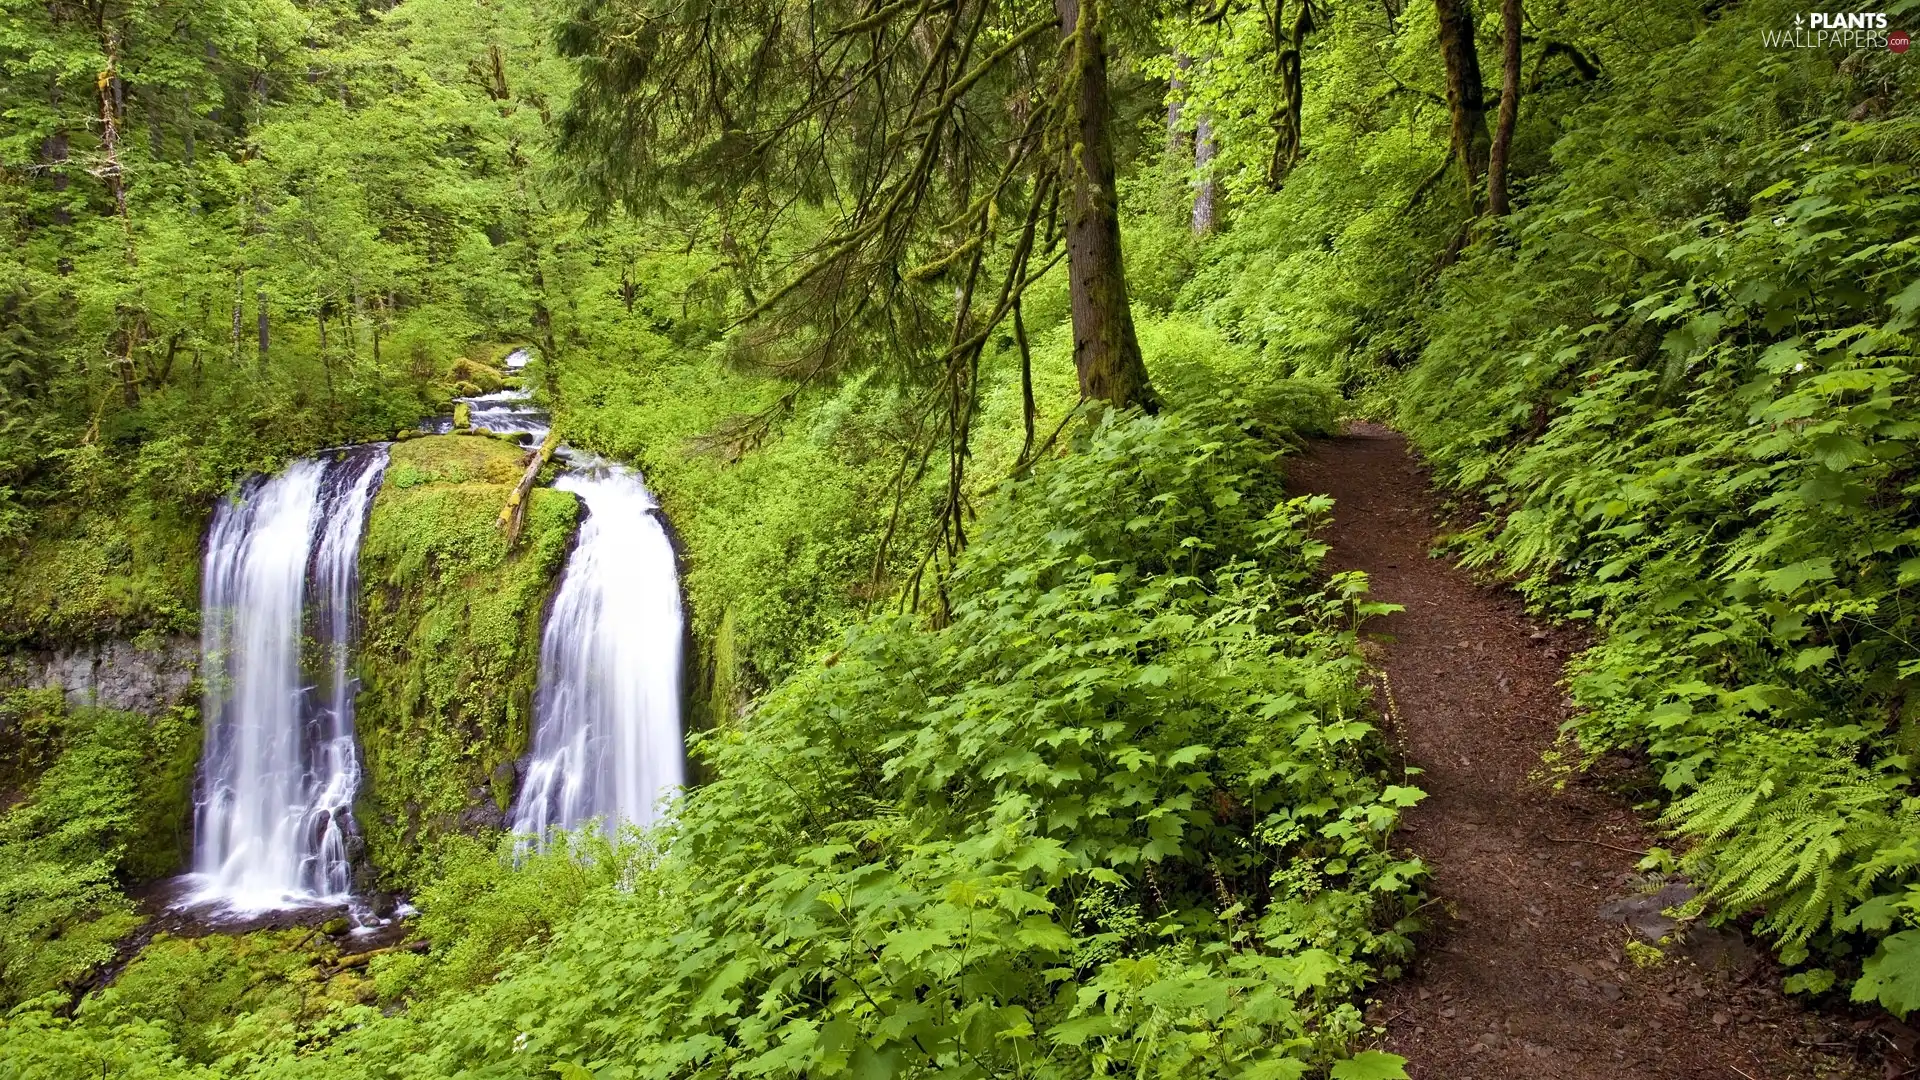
left=1287, top=423, right=1876, bottom=1080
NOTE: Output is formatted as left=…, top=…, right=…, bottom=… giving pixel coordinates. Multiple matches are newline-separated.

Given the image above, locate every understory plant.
left=352, top=395, right=1420, bottom=1079
left=1, top=391, right=1424, bottom=1079
left=1396, top=15, right=1920, bottom=1013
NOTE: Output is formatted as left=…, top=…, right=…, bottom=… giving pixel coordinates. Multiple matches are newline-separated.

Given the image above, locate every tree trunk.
left=1269, top=0, right=1312, bottom=188
left=1055, top=0, right=1154, bottom=411
left=501, top=432, right=560, bottom=546
left=257, top=289, right=270, bottom=364
left=1433, top=0, right=1492, bottom=209
left=98, top=25, right=140, bottom=406
left=1192, top=116, right=1218, bottom=234
left=1487, top=0, right=1522, bottom=216
left=43, top=129, right=72, bottom=229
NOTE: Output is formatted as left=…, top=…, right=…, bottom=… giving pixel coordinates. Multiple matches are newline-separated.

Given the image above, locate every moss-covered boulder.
left=449, top=359, right=507, bottom=394
left=354, top=435, right=577, bottom=885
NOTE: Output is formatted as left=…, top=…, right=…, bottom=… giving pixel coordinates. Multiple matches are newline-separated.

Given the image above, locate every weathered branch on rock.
left=501, top=430, right=561, bottom=545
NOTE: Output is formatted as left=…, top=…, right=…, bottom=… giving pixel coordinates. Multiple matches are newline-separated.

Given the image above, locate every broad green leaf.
left=1330, top=1050, right=1411, bottom=1079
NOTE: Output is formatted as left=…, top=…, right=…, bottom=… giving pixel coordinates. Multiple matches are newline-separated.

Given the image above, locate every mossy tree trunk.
left=1056, top=0, right=1155, bottom=412
left=1487, top=0, right=1523, bottom=216
left=1434, top=0, right=1492, bottom=209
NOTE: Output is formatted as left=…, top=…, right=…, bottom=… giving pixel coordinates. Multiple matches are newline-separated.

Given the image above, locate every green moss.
left=448, top=358, right=507, bottom=394
left=355, top=436, right=578, bottom=885
left=381, top=433, right=526, bottom=489
left=0, top=499, right=204, bottom=649
left=85, top=927, right=372, bottom=1063
left=701, top=605, right=740, bottom=730
left=120, top=706, right=203, bottom=881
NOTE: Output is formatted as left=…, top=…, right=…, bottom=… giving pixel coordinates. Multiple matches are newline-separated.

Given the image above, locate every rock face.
left=354, top=434, right=579, bottom=885
left=3, top=636, right=198, bottom=714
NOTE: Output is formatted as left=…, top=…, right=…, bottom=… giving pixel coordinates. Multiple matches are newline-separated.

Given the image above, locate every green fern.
left=1672, top=756, right=1920, bottom=945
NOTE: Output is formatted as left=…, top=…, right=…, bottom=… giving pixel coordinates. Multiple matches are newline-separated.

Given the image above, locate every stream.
left=182, top=348, right=684, bottom=919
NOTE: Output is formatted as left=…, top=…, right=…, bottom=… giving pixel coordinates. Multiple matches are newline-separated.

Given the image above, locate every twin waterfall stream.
left=186, top=351, right=684, bottom=915
left=192, top=447, right=386, bottom=909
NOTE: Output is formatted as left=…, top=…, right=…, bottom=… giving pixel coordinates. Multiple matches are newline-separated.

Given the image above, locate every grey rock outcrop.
left=2, top=636, right=198, bottom=714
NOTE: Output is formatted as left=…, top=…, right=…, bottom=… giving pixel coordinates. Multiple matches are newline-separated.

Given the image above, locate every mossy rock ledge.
left=354, top=435, right=578, bottom=886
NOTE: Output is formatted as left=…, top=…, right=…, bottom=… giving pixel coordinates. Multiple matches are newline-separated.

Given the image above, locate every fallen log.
left=500, top=430, right=561, bottom=545
left=325, top=938, right=429, bottom=976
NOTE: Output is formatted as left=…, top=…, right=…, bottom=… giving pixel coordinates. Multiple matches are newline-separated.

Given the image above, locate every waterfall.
left=511, top=457, right=686, bottom=840
left=190, top=445, right=387, bottom=911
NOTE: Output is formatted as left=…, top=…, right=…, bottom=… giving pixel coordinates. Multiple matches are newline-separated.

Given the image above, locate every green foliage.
left=253, top=399, right=1423, bottom=1079
left=0, top=494, right=207, bottom=649
left=1152, top=0, right=1919, bottom=1016
left=0, top=0, right=586, bottom=644
left=366, top=831, right=640, bottom=1004
left=1855, top=932, right=1920, bottom=1018
left=1391, top=16, right=1919, bottom=1005
left=355, top=435, right=580, bottom=885
left=82, top=928, right=374, bottom=1065
left=554, top=350, right=922, bottom=698
left=1330, top=1051, right=1411, bottom=1080
left=1, top=394, right=1422, bottom=1077
left=0, top=693, right=198, bottom=1007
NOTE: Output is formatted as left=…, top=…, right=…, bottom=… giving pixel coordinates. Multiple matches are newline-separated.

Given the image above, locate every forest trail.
left=1286, top=423, right=1876, bottom=1080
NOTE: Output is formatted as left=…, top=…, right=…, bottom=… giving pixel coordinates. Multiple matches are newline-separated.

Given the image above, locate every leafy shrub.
left=366, top=831, right=642, bottom=1005
left=252, top=397, right=1423, bottom=1080
left=0, top=697, right=197, bottom=1007
left=1390, top=3, right=1920, bottom=1012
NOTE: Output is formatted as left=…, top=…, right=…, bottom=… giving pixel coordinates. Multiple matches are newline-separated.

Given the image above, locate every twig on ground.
left=1542, top=835, right=1649, bottom=857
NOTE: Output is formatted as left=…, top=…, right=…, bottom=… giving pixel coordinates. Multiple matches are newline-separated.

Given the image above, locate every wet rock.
left=1598, top=881, right=1697, bottom=941
left=321, top=917, right=351, bottom=937
left=1682, top=924, right=1759, bottom=973
left=368, top=891, right=398, bottom=919
left=458, top=798, right=508, bottom=832
left=2, top=635, right=197, bottom=714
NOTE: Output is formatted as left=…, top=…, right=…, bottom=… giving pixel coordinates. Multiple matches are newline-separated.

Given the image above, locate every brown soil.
left=1287, top=422, right=1885, bottom=1080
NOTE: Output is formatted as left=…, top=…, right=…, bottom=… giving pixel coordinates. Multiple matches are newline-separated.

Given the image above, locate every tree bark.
left=501, top=431, right=561, bottom=546
left=1487, top=0, right=1522, bottom=216
left=1192, top=116, right=1217, bottom=234
left=1433, top=0, right=1492, bottom=209
left=1269, top=0, right=1312, bottom=188
left=1055, top=0, right=1154, bottom=411
left=98, top=25, right=140, bottom=406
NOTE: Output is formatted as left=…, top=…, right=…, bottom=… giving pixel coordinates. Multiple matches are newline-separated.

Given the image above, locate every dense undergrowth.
left=0, top=690, right=197, bottom=1009
left=0, top=388, right=1424, bottom=1078
left=1406, top=76, right=1920, bottom=1013
left=5, top=0, right=1919, bottom=1070
left=1164, top=0, right=1920, bottom=1014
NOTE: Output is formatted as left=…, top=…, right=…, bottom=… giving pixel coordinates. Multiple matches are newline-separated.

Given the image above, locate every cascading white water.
left=434, top=348, right=687, bottom=841
left=511, top=456, right=686, bottom=840
left=190, top=446, right=387, bottom=911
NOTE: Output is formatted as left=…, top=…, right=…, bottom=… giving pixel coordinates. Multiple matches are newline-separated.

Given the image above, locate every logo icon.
left=1893, top=28, right=1912, bottom=50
